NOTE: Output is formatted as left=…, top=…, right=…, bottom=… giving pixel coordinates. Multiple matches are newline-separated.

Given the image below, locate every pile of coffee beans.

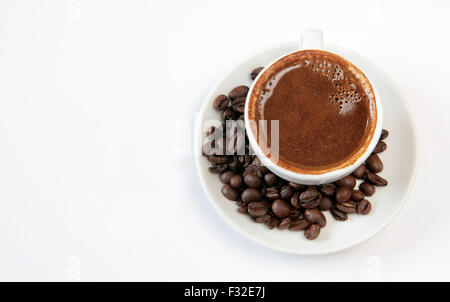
left=202, top=66, right=389, bottom=240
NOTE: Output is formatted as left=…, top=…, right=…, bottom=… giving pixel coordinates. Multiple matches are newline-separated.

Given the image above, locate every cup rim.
left=244, top=48, right=383, bottom=184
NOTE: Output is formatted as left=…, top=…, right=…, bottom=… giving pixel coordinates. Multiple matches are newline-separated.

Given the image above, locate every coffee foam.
left=257, top=56, right=366, bottom=115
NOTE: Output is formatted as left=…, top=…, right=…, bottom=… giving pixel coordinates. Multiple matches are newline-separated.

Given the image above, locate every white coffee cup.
left=244, top=29, right=383, bottom=185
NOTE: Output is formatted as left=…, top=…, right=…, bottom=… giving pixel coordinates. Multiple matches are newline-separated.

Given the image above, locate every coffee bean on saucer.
left=304, top=208, right=326, bottom=228
left=248, top=201, right=268, bottom=217
left=359, top=181, right=375, bottom=196
left=213, top=94, right=229, bottom=110
left=352, top=164, right=367, bottom=179
left=241, top=188, right=263, bottom=202
left=304, top=224, right=321, bottom=240
left=373, top=140, right=387, bottom=153
left=278, top=217, right=292, bottom=230
left=228, top=85, right=249, bottom=101
left=229, top=174, right=243, bottom=188
left=319, top=196, right=333, bottom=211
left=264, top=173, right=278, bottom=186
left=289, top=208, right=301, bottom=219
left=351, top=190, right=365, bottom=201
left=208, top=155, right=228, bottom=164
left=299, top=189, right=322, bottom=208
left=288, top=182, right=305, bottom=190
left=366, top=153, right=384, bottom=173
left=320, top=183, right=336, bottom=196
left=280, top=185, right=294, bottom=199
left=336, top=201, right=357, bottom=214
left=272, top=199, right=292, bottom=218
left=335, top=175, right=356, bottom=188
left=364, top=171, right=388, bottom=186
left=221, top=184, right=239, bottom=201
left=232, top=97, right=246, bottom=113
left=289, top=218, right=309, bottom=231
left=335, top=186, right=352, bottom=203
left=267, top=217, right=281, bottom=229
left=244, top=165, right=263, bottom=178
left=330, top=207, right=348, bottom=221
left=244, top=174, right=263, bottom=188
left=250, top=67, right=264, bottom=80
left=253, top=214, right=271, bottom=223
left=237, top=204, right=248, bottom=214
left=221, top=107, right=238, bottom=121
left=264, top=187, right=279, bottom=201
left=219, top=171, right=234, bottom=184
left=290, top=191, right=301, bottom=208
left=380, top=129, right=389, bottom=140
left=209, top=164, right=227, bottom=174
left=356, top=199, right=372, bottom=215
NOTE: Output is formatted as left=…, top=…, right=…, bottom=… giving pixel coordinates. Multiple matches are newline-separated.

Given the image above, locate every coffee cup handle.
left=300, top=29, right=323, bottom=50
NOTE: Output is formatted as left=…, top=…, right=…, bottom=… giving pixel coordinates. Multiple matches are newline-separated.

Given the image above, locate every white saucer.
left=194, top=42, right=418, bottom=255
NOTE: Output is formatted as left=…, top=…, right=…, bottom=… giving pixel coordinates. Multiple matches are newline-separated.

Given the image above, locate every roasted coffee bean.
left=208, top=155, right=228, bottom=164
left=229, top=174, right=243, bottom=188
left=213, top=94, right=229, bottom=110
left=290, top=191, right=301, bottom=208
left=288, top=182, right=305, bottom=190
left=278, top=217, right=292, bottom=230
left=330, top=207, right=348, bottom=221
left=356, top=199, right=372, bottom=215
left=228, top=85, right=249, bottom=101
left=336, top=201, right=357, bottom=214
left=232, top=97, right=246, bottom=113
left=250, top=157, right=270, bottom=174
left=209, top=164, right=227, bottom=173
left=320, top=183, right=336, bottom=196
left=289, top=218, right=309, bottom=231
left=373, top=140, right=387, bottom=153
left=366, top=153, right=384, bottom=173
left=244, top=174, right=263, bottom=188
left=289, top=208, right=301, bottom=218
left=267, top=217, right=281, bottom=229
left=265, top=187, right=280, bottom=200
left=380, top=129, right=389, bottom=140
left=221, top=184, right=239, bottom=201
left=280, top=185, right=294, bottom=199
left=271, top=199, right=292, bottom=218
left=251, top=156, right=262, bottom=166
left=364, top=171, right=388, bottom=186
left=352, top=164, right=367, bottom=179
left=206, top=126, right=216, bottom=137
left=319, top=196, right=333, bottom=211
left=264, top=173, right=278, bottom=186
left=219, top=171, right=234, bottom=184
left=351, top=190, right=365, bottom=201
left=237, top=204, right=248, bottom=214
left=304, top=208, right=326, bottom=228
left=241, top=188, right=263, bottom=202
left=250, top=67, right=264, bottom=80
left=335, top=175, right=356, bottom=188
left=235, top=201, right=244, bottom=207
left=243, top=165, right=263, bottom=178
left=359, top=181, right=375, bottom=196
left=254, top=214, right=271, bottom=223
left=304, top=224, right=321, bottom=240
left=221, top=107, right=238, bottom=121
left=299, top=189, right=322, bottom=208
left=248, top=201, right=268, bottom=217
left=335, top=186, right=352, bottom=203
left=227, top=156, right=240, bottom=172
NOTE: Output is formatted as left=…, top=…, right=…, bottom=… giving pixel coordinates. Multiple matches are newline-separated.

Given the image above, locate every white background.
left=0, top=0, right=448, bottom=281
